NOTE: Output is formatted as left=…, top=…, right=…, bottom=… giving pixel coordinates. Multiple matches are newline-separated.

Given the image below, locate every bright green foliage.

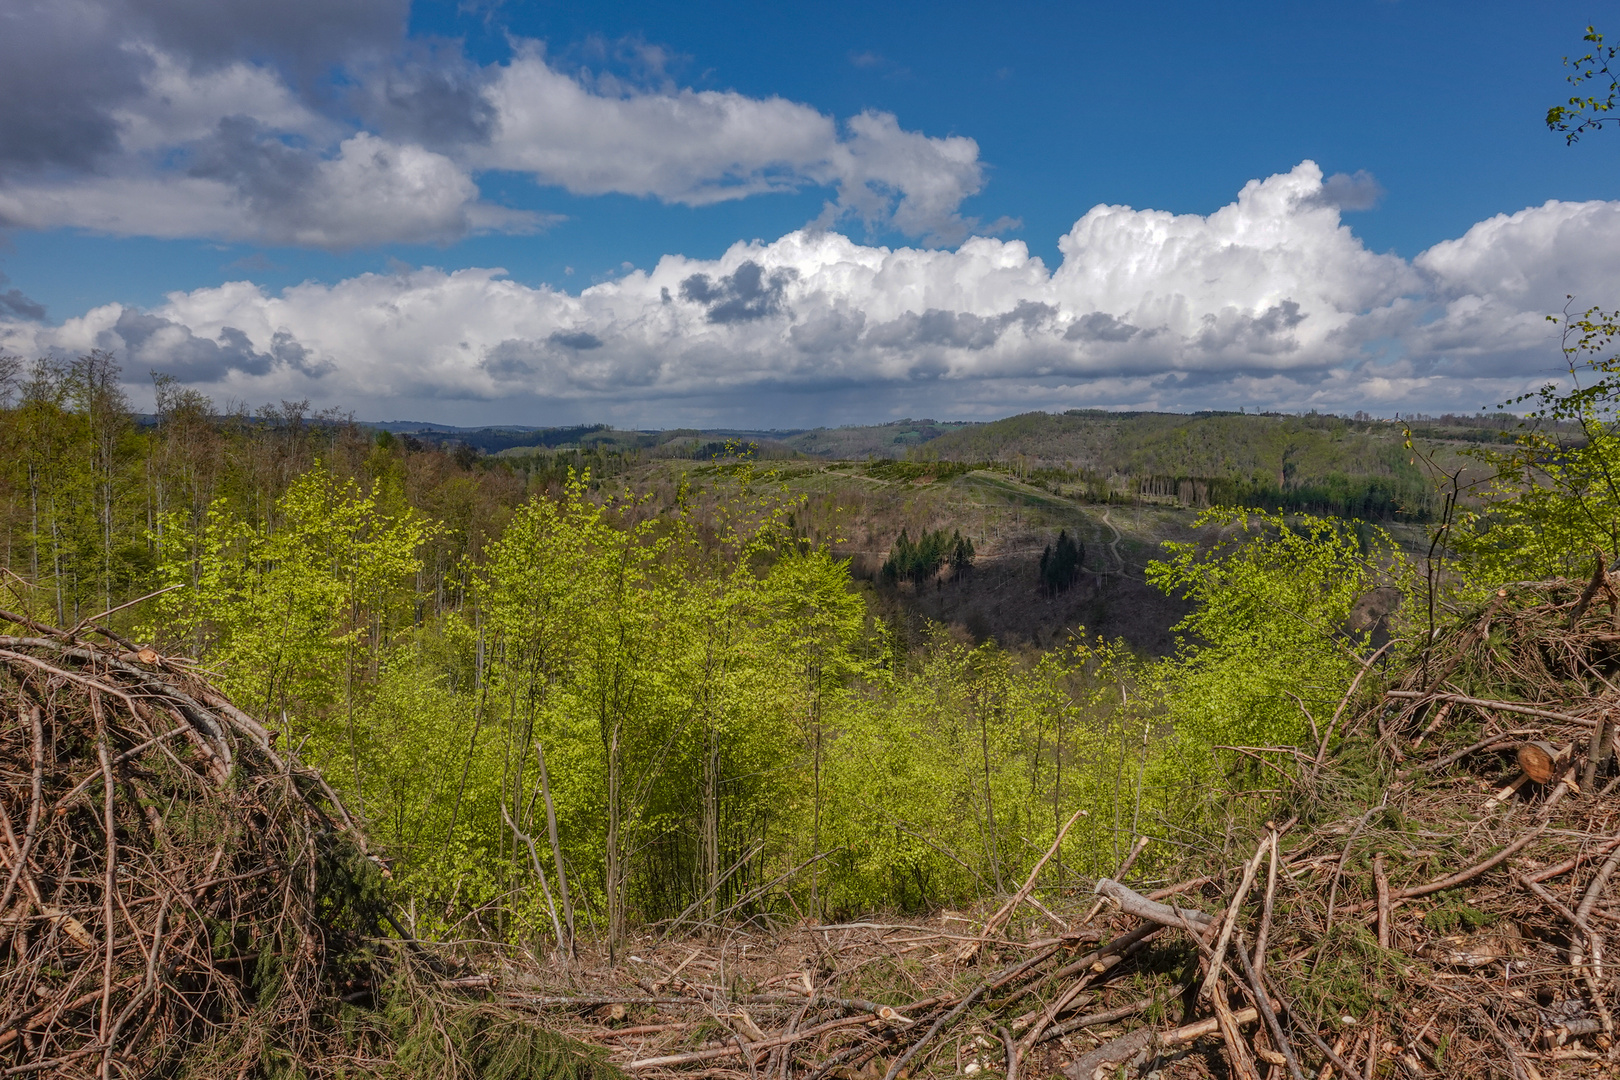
left=2, top=353, right=148, bottom=624
left=1147, top=508, right=1408, bottom=754
left=1452, top=307, right=1620, bottom=582
left=110, top=447, right=1433, bottom=935
left=353, top=629, right=493, bottom=919
left=817, top=631, right=1165, bottom=912
left=758, top=542, right=879, bottom=910
left=147, top=468, right=434, bottom=790
left=465, top=474, right=888, bottom=943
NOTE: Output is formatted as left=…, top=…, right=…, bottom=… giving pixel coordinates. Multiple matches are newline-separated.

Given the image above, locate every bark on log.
left=1061, top=1008, right=1260, bottom=1080
left=1094, top=879, right=1215, bottom=930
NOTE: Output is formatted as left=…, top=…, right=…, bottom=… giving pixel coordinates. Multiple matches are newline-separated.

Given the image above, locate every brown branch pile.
left=495, top=571, right=1620, bottom=1079
left=0, top=614, right=390, bottom=1079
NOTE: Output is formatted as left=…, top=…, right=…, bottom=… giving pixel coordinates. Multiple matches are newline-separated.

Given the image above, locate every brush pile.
left=504, top=569, right=1620, bottom=1079
left=0, top=611, right=392, bottom=1077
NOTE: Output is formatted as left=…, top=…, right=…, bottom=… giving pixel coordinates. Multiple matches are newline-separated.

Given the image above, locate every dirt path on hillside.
left=1099, top=507, right=1125, bottom=576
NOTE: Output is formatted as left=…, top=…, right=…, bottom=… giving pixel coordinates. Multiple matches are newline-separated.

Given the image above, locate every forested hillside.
left=0, top=345, right=1610, bottom=964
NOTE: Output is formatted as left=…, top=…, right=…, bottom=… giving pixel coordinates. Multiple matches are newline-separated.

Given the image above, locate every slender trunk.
left=536, top=740, right=575, bottom=955
left=444, top=659, right=490, bottom=852
left=605, top=717, right=623, bottom=958
left=698, top=631, right=722, bottom=917
left=101, top=435, right=113, bottom=613
left=980, top=699, right=1004, bottom=892
left=1113, top=685, right=1128, bottom=866
left=701, top=723, right=720, bottom=917
left=27, top=464, right=38, bottom=596
left=49, top=493, right=62, bottom=625
left=1054, top=702, right=1066, bottom=884
left=810, top=682, right=822, bottom=919
left=345, top=631, right=363, bottom=809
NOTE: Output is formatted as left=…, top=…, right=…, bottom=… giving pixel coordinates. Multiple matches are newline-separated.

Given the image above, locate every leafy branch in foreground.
left=1547, top=26, right=1620, bottom=142
left=1452, top=303, right=1620, bottom=582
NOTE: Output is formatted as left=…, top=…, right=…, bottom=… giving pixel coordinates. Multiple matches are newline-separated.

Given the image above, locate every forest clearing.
left=2, top=332, right=1620, bottom=1078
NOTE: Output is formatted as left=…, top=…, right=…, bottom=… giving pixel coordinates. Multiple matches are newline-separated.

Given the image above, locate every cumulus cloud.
left=0, top=1, right=990, bottom=246
left=0, top=22, right=519, bottom=246
left=0, top=125, right=539, bottom=247
left=0, top=0, right=398, bottom=173
left=88, top=307, right=327, bottom=382
left=475, top=44, right=987, bottom=241
left=4, top=160, right=1606, bottom=425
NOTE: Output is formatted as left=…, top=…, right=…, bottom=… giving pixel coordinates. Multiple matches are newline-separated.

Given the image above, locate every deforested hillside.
left=919, top=409, right=1511, bottom=520
left=923, top=408, right=1499, bottom=477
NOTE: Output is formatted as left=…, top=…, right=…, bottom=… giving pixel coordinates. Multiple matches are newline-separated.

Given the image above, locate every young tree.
left=1148, top=508, right=1409, bottom=754
left=1547, top=26, right=1620, bottom=142
left=1451, top=306, right=1620, bottom=582
left=761, top=545, right=874, bottom=916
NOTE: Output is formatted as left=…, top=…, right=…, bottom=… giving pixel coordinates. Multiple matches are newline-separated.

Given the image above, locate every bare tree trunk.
left=701, top=723, right=720, bottom=918
left=536, top=739, right=575, bottom=956
left=606, top=717, right=624, bottom=958
left=980, top=699, right=1004, bottom=892
left=810, top=690, right=822, bottom=919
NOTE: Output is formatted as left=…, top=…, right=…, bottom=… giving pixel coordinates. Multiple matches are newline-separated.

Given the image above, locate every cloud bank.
left=0, top=0, right=988, bottom=247
left=2, top=161, right=1611, bottom=426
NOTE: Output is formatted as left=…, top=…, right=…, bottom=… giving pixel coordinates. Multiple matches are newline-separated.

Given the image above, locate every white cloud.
left=269, top=132, right=544, bottom=247
left=111, top=44, right=332, bottom=151
left=476, top=44, right=987, bottom=242
left=0, top=132, right=540, bottom=247
left=0, top=12, right=991, bottom=247
left=3, top=161, right=1609, bottom=425
left=0, top=43, right=530, bottom=248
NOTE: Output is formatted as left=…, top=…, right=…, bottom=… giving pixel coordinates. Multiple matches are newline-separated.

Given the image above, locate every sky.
left=2, top=0, right=1620, bottom=428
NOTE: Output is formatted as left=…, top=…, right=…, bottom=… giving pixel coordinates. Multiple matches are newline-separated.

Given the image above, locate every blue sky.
left=3, top=0, right=1619, bottom=425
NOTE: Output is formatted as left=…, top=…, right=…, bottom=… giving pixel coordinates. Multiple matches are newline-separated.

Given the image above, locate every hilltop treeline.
left=373, top=408, right=1500, bottom=522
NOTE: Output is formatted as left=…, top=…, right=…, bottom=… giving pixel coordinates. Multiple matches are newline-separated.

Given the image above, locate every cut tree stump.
left=1519, top=740, right=1569, bottom=785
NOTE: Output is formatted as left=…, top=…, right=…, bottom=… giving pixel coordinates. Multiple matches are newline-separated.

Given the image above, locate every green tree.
left=1147, top=508, right=1408, bottom=755
left=1039, top=529, right=1083, bottom=595
left=1452, top=307, right=1620, bottom=582
left=149, top=467, right=432, bottom=797
left=760, top=544, right=875, bottom=915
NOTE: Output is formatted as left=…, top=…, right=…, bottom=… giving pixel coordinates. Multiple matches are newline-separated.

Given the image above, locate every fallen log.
left=1061, top=1007, right=1260, bottom=1080
left=1093, top=878, right=1215, bottom=930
